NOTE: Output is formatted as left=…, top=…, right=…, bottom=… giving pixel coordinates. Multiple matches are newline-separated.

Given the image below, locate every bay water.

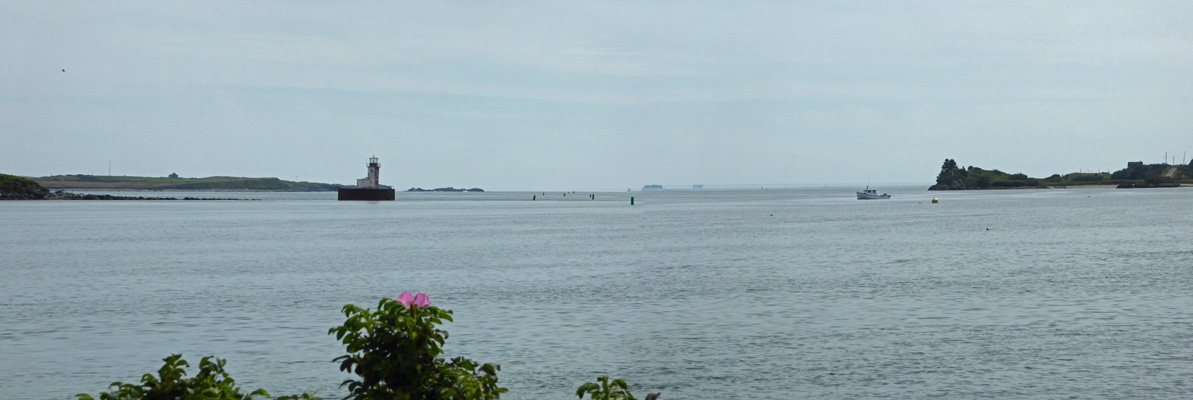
left=2, top=187, right=1192, bottom=399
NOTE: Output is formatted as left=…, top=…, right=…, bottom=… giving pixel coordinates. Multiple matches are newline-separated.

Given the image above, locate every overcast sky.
left=3, top=1, right=1191, bottom=190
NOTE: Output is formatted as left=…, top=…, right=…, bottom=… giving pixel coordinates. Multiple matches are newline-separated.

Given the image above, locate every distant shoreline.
left=1048, top=183, right=1190, bottom=189
left=30, top=175, right=341, bottom=192
left=60, top=188, right=328, bottom=192
left=1047, top=184, right=1120, bottom=189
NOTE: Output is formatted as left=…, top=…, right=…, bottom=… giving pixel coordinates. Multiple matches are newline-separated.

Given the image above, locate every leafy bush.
left=75, top=354, right=315, bottom=400
left=1063, top=173, right=1106, bottom=182
left=576, top=376, right=658, bottom=400
left=329, top=292, right=507, bottom=400
left=80, top=294, right=650, bottom=400
left=0, top=173, right=48, bottom=196
left=990, top=179, right=1040, bottom=188
left=975, top=175, right=993, bottom=188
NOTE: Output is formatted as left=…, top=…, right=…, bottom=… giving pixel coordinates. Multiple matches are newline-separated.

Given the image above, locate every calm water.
left=2, top=187, right=1192, bottom=399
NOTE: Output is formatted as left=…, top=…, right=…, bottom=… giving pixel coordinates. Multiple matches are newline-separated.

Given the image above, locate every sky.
left=3, top=1, right=1191, bottom=191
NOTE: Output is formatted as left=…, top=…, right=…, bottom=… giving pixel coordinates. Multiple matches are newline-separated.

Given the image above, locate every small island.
left=929, top=159, right=1192, bottom=190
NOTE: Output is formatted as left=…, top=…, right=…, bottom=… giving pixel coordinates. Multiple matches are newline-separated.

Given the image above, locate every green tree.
left=936, top=159, right=965, bottom=185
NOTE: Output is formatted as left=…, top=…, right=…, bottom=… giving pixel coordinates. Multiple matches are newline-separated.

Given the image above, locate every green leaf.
left=577, top=382, right=600, bottom=398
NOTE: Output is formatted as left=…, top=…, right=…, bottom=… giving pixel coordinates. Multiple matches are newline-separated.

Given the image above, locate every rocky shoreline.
left=1115, top=181, right=1180, bottom=189
left=928, top=182, right=1048, bottom=190
left=1, top=190, right=252, bottom=201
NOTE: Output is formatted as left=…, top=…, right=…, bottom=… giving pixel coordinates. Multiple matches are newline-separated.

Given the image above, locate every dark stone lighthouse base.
left=338, top=188, right=396, bottom=201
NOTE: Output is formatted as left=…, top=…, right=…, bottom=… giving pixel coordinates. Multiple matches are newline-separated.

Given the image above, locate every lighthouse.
left=338, top=156, right=396, bottom=201
left=357, top=156, right=381, bottom=189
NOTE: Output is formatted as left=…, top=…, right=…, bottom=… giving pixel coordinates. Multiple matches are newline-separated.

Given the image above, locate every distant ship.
left=642, top=184, right=664, bottom=190
left=856, top=186, right=890, bottom=200
left=338, top=156, right=396, bottom=201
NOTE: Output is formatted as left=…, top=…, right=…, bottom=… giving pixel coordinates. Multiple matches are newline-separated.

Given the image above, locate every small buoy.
left=532, top=195, right=536, bottom=201
left=630, top=196, right=635, bottom=205
left=931, top=197, right=939, bottom=203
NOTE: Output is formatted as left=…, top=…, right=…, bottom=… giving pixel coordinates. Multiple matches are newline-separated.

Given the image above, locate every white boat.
left=857, top=186, right=890, bottom=200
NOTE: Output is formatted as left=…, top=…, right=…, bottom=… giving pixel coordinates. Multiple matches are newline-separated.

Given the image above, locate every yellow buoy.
left=931, top=197, right=939, bottom=203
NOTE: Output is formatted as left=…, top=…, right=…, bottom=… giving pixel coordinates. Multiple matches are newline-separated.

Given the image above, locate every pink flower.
left=412, top=292, right=431, bottom=308
left=395, top=291, right=432, bottom=309
left=396, top=291, right=415, bottom=308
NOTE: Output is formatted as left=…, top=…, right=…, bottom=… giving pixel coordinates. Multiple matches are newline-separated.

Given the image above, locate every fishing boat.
left=857, top=186, right=890, bottom=200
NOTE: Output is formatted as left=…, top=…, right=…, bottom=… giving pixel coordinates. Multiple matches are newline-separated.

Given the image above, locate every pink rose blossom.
left=395, top=291, right=432, bottom=309
left=396, top=291, right=415, bottom=308
left=412, top=292, right=431, bottom=308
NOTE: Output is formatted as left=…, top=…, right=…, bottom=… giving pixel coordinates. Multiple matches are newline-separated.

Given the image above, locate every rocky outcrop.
left=0, top=174, right=51, bottom=199
left=0, top=191, right=49, bottom=200
left=928, top=179, right=967, bottom=190
left=929, top=180, right=1047, bottom=190
left=1116, top=181, right=1180, bottom=188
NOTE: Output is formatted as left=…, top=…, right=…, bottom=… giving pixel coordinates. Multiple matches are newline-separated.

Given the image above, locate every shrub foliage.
left=75, top=354, right=281, bottom=400
left=328, top=297, right=507, bottom=400
left=80, top=293, right=652, bottom=400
